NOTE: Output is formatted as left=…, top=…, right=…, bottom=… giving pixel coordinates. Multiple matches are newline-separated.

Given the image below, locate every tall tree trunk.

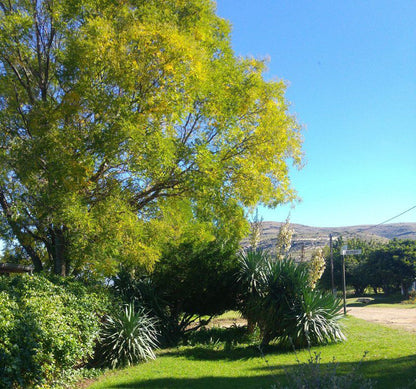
left=50, top=227, right=67, bottom=276
left=0, top=189, right=43, bottom=272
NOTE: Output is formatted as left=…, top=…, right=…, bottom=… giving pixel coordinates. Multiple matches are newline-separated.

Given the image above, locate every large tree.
left=0, top=0, right=302, bottom=276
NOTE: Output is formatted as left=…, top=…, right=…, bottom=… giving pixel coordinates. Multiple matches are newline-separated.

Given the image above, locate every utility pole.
left=342, top=251, right=347, bottom=315
left=330, top=234, right=335, bottom=295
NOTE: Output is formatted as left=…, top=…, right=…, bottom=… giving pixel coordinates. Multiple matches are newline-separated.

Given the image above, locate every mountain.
left=253, top=222, right=416, bottom=259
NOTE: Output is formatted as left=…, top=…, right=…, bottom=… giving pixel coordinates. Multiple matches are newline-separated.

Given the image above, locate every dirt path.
left=211, top=307, right=416, bottom=333
left=347, top=306, right=416, bottom=332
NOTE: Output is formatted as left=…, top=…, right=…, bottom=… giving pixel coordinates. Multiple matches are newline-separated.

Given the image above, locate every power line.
left=358, top=204, right=416, bottom=233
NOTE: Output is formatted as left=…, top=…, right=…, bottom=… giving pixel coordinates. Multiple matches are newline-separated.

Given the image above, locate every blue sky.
left=216, top=0, right=416, bottom=227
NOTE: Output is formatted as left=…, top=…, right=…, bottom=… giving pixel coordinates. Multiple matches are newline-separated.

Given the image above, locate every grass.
left=83, top=316, right=416, bottom=389
left=215, top=310, right=243, bottom=320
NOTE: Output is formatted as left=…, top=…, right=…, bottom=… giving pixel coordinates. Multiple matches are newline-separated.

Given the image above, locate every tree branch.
left=0, top=189, right=43, bottom=271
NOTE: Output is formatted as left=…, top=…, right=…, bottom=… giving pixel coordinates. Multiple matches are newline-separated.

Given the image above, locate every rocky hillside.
left=253, top=222, right=416, bottom=259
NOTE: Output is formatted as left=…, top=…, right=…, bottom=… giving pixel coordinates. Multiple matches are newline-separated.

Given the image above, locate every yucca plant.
left=99, top=303, right=159, bottom=368
left=237, top=249, right=270, bottom=332
left=237, top=251, right=345, bottom=348
left=263, top=259, right=345, bottom=347
left=259, top=258, right=310, bottom=346
left=237, top=249, right=270, bottom=295
left=285, top=289, right=345, bottom=347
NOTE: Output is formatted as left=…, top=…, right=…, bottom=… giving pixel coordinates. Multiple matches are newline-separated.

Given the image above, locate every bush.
left=98, top=303, right=159, bottom=368
left=238, top=252, right=345, bottom=348
left=113, top=239, right=241, bottom=346
left=0, top=274, right=110, bottom=388
left=288, top=288, right=345, bottom=347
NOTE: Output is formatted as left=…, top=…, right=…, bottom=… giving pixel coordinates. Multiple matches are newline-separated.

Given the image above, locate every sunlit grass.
left=215, top=310, right=243, bottom=320
left=84, top=316, right=416, bottom=389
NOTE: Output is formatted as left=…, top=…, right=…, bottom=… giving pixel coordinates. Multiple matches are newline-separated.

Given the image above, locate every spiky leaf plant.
left=100, top=303, right=159, bottom=368
left=237, top=249, right=270, bottom=295
left=238, top=251, right=345, bottom=348
left=259, top=258, right=310, bottom=345
left=237, top=249, right=271, bottom=331
left=293, top=289, right=345, bottom=346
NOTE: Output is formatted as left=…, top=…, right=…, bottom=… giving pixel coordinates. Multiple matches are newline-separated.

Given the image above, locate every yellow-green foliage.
left=0, top=0, right=302, bottom=277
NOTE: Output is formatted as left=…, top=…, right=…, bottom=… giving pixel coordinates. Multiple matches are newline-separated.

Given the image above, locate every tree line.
left=320, top=238, right=416, bottom=296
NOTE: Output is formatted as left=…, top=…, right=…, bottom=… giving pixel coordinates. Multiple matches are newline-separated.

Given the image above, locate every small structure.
left=356, top=298, right=373, bottom=304
left=0, top=263, right=34, bottom=275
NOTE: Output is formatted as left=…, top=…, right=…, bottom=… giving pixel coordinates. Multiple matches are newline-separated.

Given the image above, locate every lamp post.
left=330, top=234, right=335, bottom=295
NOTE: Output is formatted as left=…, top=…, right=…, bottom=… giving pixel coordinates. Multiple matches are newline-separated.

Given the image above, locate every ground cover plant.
left=83, top=316, right=416, bottom=389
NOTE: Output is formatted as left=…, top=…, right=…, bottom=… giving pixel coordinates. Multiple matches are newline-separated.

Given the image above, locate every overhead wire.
left=356, top=204, right=416, bottom=233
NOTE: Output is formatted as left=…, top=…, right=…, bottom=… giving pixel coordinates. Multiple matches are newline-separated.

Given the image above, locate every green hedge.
left=0, top=275, right=110, bottom=388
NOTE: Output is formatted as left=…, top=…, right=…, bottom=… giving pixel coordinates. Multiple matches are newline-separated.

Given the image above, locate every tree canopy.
left=0, top=0, right=302, bottom=276
left=321, top=237, right=416, bottom=295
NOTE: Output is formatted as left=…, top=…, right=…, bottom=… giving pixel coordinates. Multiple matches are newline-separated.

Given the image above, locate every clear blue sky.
left=216, top=0, right=416, bottom=227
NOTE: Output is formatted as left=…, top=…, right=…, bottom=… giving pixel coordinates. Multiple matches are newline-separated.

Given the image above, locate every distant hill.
left=252, top=222, right=416, bottom=259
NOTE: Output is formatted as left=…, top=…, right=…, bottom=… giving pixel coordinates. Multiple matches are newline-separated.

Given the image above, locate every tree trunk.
left=0, top=189, right=43, bottom=272
left=50, top=227, right=67, bottom=276
left=23, top=244, right=43, bottom=273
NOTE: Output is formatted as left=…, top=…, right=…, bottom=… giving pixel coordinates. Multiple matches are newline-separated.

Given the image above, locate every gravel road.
left=347, top=306, right=416, bottom=332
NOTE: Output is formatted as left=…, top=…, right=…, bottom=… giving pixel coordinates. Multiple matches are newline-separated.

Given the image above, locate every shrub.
left=288, top=289, right=345, bottom=347
left=98, top=303, right=159, bottom=368
left=0, top=291, right=40, bottom=388
left=238, top=252, right=345, bottom=348
left=113, top=239, right=241, bottom=346
left=0, top=274, right=110, bottom=388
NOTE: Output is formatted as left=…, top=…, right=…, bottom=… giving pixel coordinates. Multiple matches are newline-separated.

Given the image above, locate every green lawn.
left=84, top=316, right=416, bottom=389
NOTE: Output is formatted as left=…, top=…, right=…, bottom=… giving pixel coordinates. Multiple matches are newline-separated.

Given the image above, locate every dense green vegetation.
left=113, top=238, right=242, bottom=346
left=0, top=275, right=110, bottom=388
left=321, top=238, right=416, bottom=296
left=0, top=233, right=346, bottom=387
left=85, top=317, right=416, bottom=389
left=237, top=250, right=344, bottom=347
left=0, top=0, right=415, bottom=388
left=0, top=0, right=301, bottom=278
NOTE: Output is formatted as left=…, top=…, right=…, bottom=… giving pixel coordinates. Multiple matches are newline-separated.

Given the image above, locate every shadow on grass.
left=161, top=343, right=290, bottom=361
left=254, top=354, right=416, bottom=389
left=100, top=375, right=277, bottom=389
left=99, top=355, right=416, bottom=389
